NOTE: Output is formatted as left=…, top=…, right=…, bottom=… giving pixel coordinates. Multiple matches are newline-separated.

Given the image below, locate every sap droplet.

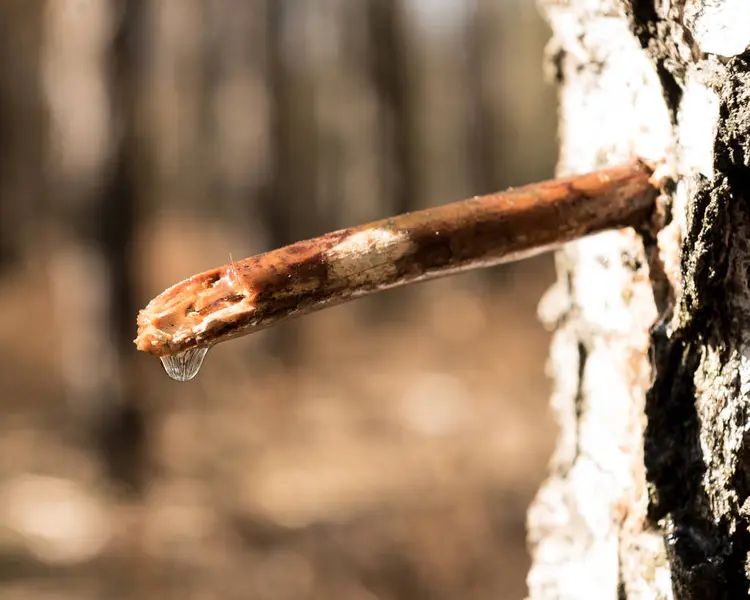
left=159, top=347, right=209, bottom=382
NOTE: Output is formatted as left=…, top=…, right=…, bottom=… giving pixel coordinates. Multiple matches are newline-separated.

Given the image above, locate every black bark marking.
left=645, top=61, right=750, bottom=598
left=624, top=0, right=684, bottom=122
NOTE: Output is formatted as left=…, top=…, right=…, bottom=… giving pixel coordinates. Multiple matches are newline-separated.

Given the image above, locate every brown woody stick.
left=136, top=160, right=659, bottom=358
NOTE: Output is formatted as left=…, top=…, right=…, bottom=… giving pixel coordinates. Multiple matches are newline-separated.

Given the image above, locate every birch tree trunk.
left=528, top=1, right=750, bottom=598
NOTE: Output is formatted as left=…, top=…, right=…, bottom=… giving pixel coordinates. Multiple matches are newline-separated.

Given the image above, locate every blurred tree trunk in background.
left=100, top=0, right=147, bottom=491
left=202, top=0, right=270, bottom=259
left=529, top=1, right=750, bottom=597
left=367, top=0, right=417, bottom=220
left=263, top=0, right=319, bottom=361
left=43, top=0, right=146, bottom=494
left=0, top=2, right=45, bottom=271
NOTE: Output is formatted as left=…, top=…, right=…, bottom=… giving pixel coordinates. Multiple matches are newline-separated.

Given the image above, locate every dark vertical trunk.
left=98, top=0, right=147, bottom=495
left=464, top=0, right=497, bottom=198
left=202, top=0, right=270, bottom=255
left=262, top=0, right=323, bottom=362
left=43, top=0, right=146, bottom=495
left=0, top=2, right=44, bottom=271
left=366, top=0, right=418, bottom=218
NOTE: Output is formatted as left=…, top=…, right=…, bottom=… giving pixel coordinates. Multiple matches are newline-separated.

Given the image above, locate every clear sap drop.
left=159, top=347, right=209, bottom=382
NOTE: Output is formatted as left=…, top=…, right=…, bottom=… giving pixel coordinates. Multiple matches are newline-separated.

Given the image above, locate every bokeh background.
left=0, top=1, right=559, bottom=598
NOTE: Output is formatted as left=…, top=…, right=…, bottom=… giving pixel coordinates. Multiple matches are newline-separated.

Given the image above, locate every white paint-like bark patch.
left=572, top=232, right=656, bottom=346
left=679, top=70, right=719, bottom=182
left=529, top=12, right=669, bottom=593
left=325, top=229, right=415, bottom=284
left=739, top=348, right=750, bottom=397
left=528, top=471, right=620, bottom=598
left=685, top=0, right=750, bottom=57
left=543, top=10, right=673, bottom=173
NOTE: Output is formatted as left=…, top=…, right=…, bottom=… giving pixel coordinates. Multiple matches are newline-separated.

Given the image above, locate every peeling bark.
left=529, top=1, right=750, bottom=598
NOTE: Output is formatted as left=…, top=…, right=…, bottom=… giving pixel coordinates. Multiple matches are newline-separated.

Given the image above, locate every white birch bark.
left=529, top=1, right=750, bottom=598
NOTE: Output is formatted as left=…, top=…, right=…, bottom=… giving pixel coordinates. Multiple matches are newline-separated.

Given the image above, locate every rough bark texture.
left=529, top=1, right=750, bottom=598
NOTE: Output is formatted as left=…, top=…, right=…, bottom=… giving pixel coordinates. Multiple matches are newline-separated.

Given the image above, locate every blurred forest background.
left=0, top=0, right=559, bottom=599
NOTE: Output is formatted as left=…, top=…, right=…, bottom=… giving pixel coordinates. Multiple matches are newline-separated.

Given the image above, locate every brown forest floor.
left=0, top=220, right=556, bottom=600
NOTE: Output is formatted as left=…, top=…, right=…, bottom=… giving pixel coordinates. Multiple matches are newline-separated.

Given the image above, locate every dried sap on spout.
left=159, top=347, right=209, bottom=382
